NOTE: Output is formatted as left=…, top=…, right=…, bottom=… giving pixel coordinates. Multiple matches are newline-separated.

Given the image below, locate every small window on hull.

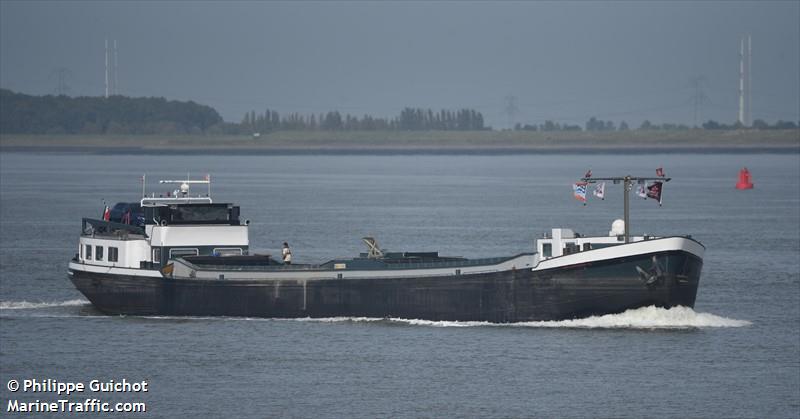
left=96, top=246, right=104, bottom=261
left=85, top=245, right=93, bottom=260
left=583, top=243, right=592, bottom=251
left=153, top=248, right=161, bottom=264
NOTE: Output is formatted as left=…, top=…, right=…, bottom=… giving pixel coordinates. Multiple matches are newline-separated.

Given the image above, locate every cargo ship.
left=68, top=176, right=704, bottom=322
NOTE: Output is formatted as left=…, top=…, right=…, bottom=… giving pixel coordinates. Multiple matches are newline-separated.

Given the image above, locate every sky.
left=1, top=1, right=798, bottom=128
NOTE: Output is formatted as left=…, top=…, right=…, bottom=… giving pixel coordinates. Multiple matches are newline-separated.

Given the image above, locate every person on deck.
left=282, top=242, right=292, bottom=265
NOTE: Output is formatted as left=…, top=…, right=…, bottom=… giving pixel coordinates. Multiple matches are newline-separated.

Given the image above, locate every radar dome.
left=609, top=219, right=625, bottom=236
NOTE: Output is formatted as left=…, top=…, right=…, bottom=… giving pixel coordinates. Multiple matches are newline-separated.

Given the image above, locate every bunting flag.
left=573, top=182, right=588, bottom=204
left=593, top=182, right=605, bottom=200
left=102, top=205, right=110, bottom=221
left=656, top=167, right=665, bottom=177
left=647, top=182, right=663, bottom=205
left=636, top=184, right=647, bottom=199
left=584, top=169, right=592, bottom=178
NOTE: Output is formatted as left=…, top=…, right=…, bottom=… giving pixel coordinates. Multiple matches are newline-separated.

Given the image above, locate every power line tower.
left=50, top=67, right=72, bottom=96
left=503, top=95, right=518, bottom=129
left=688, top=76, right=709, bottom=128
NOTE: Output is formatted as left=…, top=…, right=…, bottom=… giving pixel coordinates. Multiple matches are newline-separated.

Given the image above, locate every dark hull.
left=70, top=250, right=702, bottom=322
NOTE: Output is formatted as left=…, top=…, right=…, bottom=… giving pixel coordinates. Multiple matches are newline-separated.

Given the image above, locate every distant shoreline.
left=1, top=130, right=797, bottom=154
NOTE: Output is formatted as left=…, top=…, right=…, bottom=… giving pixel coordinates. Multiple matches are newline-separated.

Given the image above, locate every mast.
left=580, top=175, right=671, bottom=243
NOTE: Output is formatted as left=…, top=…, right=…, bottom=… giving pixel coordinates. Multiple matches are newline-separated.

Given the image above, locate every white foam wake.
left=295, top=306, right=751, bottom=329
left=0, top=299, right=90, bottom=310
left=512, top=306, right=752, bottom=329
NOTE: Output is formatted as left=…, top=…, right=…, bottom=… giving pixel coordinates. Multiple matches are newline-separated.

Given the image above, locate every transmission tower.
left=504, top=95, right=518, bottom=129
left=50, top=67, right=73, bottom=96
left=688, top=76, right=709, bottom=128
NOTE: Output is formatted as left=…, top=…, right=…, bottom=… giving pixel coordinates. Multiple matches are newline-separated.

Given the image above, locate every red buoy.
left=736, top=167, right=754, bottom=189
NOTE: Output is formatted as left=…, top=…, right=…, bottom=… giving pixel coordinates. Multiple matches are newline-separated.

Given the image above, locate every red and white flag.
left=636, top=184, right=647, bottom=199
left=593, top=182, right=605, bottom=200
left=656, top=167, right=665, bottom=177
left=102, top=205, right=110, bottom=221
left=573, top=182, right=588, bottom=204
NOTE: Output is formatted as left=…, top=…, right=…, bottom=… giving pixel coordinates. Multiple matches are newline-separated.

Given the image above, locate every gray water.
left=1, top=152, right=798, bottom=418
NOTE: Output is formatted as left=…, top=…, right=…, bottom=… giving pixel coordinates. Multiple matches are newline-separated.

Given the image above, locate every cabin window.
left=213, top=248, right=242, bottom=256
left=583, top=243, right=592, bottom=251
left=108, top=247, right=119, bottom=262
left=543, top=243, right=552, bottom=257
left=85, top=245, right=93, bottom=260
left=169, top=248, right=199, bottom=259
left=152, top=248, right=161, bottom=263
left=95, top=246, right=104, bottom=261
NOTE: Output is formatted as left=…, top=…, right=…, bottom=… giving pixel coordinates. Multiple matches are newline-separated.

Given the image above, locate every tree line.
left=514, top=116, right=798, bottom=132
left=0, top=89, right=223, bottom=135
left=1, top=89, right=796, bottom=135
left=241, top=107, right=486, bottom=133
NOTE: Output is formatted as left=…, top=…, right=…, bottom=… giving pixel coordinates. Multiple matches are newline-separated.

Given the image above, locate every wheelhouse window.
left=108, top=247, right=119, bottom=262
left=543, top=243, right=552, bottom=257
left=169, top=248, right=199, bottom=259
left=85, top=244, right=93, bottom=260
left=213, top=248, right=242, bottom=256
left=95, top=246, right=104, bottom=261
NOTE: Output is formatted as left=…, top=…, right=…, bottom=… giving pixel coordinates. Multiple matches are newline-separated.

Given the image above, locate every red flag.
left=102, top=205, right=110, bottom=221
left=656, top=167, right=665, bottom=177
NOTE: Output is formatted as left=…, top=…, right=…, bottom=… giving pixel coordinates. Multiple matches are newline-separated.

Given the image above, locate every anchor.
left=635, top=255, right=665, bottom=286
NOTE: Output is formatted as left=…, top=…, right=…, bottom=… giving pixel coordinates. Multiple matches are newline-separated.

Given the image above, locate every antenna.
left=747, top=34, right=752, bottom=125
left=113, top=39, right=118, bottom=95
left=104, top=39, right=109, bottom=98
left=738, top=36, right=744, bottom=126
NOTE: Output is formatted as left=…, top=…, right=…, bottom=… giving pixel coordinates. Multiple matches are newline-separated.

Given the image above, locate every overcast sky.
left=1, top=1, right=798, bottom=128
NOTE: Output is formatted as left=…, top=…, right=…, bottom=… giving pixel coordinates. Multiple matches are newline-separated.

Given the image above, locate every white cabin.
left=536, top=220, right=659, bottom=260
left=75, top=178, right=249, bottom=271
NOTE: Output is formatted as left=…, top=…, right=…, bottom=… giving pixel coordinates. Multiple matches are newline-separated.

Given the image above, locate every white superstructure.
left=72, top=177, right=249, bottom=273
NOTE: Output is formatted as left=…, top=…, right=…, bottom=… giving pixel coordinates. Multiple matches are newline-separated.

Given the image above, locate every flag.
left=122, top=208, right=131, bottom=224
left=636, top=184, right=647, bottom=199
left=573, top=182, right=587, bottom=204
left=656, top=167, right=665, bottom=177
left=102, top=205, right=110, bottom=221
left=584, top=169, right=592, bottom=178
left=593, top=182, right=605, bottom=200
left=647, top=182, right=663, bottom=205
left=205, top=173, right=210, bottom=181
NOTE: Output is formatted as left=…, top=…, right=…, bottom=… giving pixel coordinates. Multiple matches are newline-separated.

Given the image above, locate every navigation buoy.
left=736, top=167, right=754, bottom=189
